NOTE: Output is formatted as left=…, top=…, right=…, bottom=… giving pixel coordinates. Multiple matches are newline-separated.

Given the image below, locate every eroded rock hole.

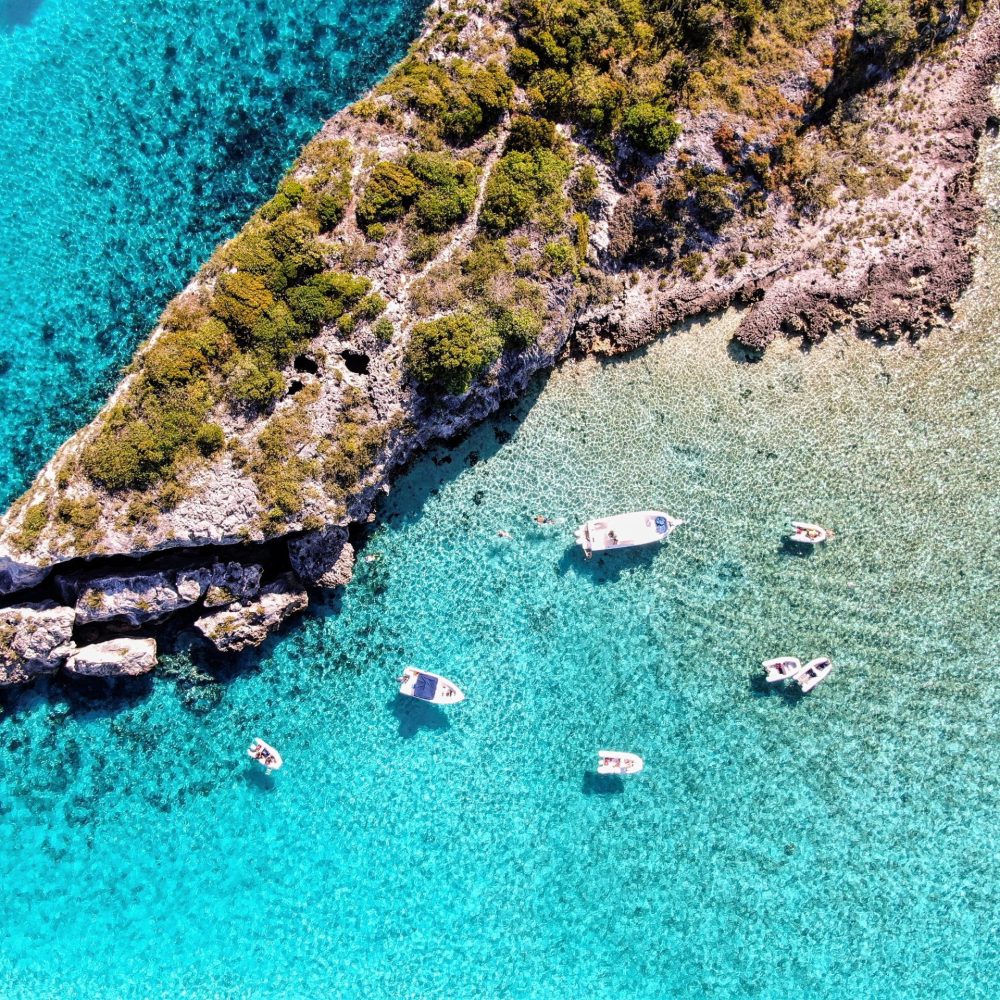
left=341, top=350, right=370, bottom=376
left=294, top=354, right=319, bottom=374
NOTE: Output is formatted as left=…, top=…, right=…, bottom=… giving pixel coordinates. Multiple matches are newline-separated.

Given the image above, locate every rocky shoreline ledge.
left=1, top=0, right=998, bottom=685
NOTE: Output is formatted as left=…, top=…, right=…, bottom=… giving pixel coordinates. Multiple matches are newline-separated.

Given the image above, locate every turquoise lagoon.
left=2, top=3, right=1000, bottom=996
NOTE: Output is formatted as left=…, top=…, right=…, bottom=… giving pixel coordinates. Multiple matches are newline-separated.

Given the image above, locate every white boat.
left=247, top=738, right=283, bottom=772
left=597, top=751, right=644, bottom=775
left=398, top=667, right=465, bottom=705
left=762, top=656, right=801, bottom=683
left=790, top=521, right=829, bottom=545
left=575, top=510, right=682, bottom=555
left=793, top=657, right=833, bottom=693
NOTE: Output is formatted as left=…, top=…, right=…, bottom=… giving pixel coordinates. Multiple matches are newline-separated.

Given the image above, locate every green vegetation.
left=480, top=148, right=572, bottom=234
left=357, top=153, right=479, bottom=235
left=12, top=502, right=48, bottom=552
left=80, top=137, right=372, bottom=496
left=404, top=313, right=502, bottom=394
left=375, top=57, right=513, bottom=145
left=320, top=387, right=390, bottom=495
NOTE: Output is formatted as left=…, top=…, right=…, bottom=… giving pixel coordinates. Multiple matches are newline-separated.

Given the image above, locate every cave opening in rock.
left=294, top=354, right=319, bottom=374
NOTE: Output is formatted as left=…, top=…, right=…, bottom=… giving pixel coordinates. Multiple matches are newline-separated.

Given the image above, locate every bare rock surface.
left=288, top=527, right=355, bottom=588
left=64, top=637, right=157, bottom=677
left=72, top=562, right=264, bottom=627
left=193, top=573, right=308, bottom=653
left=0, top=602, right=76, bottom=685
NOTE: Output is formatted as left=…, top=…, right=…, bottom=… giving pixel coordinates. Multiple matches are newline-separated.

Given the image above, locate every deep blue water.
left=0, top=0, right=425, bottom=508
left=1, top=3, right=1000, bottom=997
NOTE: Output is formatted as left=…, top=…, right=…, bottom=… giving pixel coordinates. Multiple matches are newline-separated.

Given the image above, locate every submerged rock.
left=193, top=573, right=308, bottom=653
left=288, top=527, right=355, bottom=588
left=0, top=602, right=76, bottom=685
left=64, top=637, right=157, bottom=677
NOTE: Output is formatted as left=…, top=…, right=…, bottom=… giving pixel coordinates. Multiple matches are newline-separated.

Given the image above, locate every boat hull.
left=763, top=656, right=801, bottom=683
left=793, top=657, right=833, bottom=693
left=398, top=667, right=466, bottom=705
left=248, top=738, right=283, bottom=771
left=790, top=521, right=828, bottom=545
left=576, top=510, right=682, bottom=554
left=597, top=750, right=644, bottom=775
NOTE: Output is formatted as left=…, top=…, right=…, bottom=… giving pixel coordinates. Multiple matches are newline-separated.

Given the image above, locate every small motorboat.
left=575, top=511, right=682, bottom=556
left=793, top=657, right=833, bottom=693
left=790, top=521, right=830, bottom=545
left=248, top=738, right=283, bottom=772
left=597, top=751, right=644, bottom=775
left=398, top=667, right=465, bottom=705
left=762, top=656, right=801, bottom=683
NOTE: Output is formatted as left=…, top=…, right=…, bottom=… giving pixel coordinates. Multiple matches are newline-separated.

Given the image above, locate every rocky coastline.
left=1, top=0, right=998, bottom=686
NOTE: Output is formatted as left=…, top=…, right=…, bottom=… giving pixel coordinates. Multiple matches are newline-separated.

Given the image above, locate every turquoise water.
left=2, top=5, right=1000, bottom=996
left=0, top=0, right=424, bottom=507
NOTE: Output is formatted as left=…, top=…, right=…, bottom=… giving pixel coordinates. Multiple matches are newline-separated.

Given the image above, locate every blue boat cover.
left=413, top=672, right=438, bottom=701
left=654, top=516, right=669, bottom=534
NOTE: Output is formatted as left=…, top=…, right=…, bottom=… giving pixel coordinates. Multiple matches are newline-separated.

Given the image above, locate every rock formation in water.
left=0, top=0, right=997, bottom=683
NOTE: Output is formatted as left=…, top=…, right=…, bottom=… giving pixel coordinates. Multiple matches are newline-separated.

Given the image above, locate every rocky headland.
left=1, top=0, right=997, bottom=685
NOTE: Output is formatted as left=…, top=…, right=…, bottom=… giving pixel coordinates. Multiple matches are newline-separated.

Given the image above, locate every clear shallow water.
left=0, top=19, right=998, bottom=1000
left=0, top=0, right=425, bottom=507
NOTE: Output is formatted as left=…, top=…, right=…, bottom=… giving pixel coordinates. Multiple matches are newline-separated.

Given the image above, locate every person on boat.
left=607, top=530, right=618, bottom=545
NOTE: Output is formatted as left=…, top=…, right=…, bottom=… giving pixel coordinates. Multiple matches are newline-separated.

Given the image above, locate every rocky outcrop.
left=193, top=573, right=308, bottom=653
left=288, top=527, right=355, bottom=588
left=0, top=602, right=76, bottom=685
left=64, top=637, right=157, bottom=678
left=70, top=562, right=263, bottom=628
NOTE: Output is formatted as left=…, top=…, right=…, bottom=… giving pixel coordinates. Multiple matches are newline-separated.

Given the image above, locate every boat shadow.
left=581, top=771, right=625, bottom=796
left=242, top=765, right=278, bottom=793
left=388, top=694, right=451, bottom=738
left=556, top=542, right=660, bottom=583
left=748, top=673, right=805, bottom=706
left=778, top=537, right=817, bottom=559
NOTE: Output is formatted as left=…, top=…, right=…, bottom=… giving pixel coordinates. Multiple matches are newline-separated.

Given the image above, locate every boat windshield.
left=413, top=672, right=439, bottom=701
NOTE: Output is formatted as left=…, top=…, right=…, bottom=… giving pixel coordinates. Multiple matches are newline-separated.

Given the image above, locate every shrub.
left=855, top=0, right=917, bottom=57
left=195, top=423, right=226, bottom=455
left=622, top=103, right=681, bottom=154
left=356, top=161, right=421, bottom=232
left=355, top=294, right=388, bottom=320
left=480, top=150, right=572, bottom=234
left=405, top=313, right=502, bottom=394
left=496, top=307, right=543, bottom=348
left=373, top=318, right=394, bottom=342
left=691, top=170, right=738, bottom=229
left=569, top=164, right=599, bottom=208
left=406, top=152, right=479, bottom=233
left=229, top=354, right=285, bottom=410
left=212, top=272, right=275, bottom=336
left=56, top=496, right=101, bottom=531
left=377, top=57, right=513, bottom=146
left=506, top=115, right=558, bottom=153
left=14, top=503, right=48, bottom=550
left=542, top=238, right=577, bottom=276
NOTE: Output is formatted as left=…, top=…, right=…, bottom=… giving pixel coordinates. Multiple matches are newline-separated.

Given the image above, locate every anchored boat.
left=247, top=738, right=283, bottom=772
left=762, top=656, right=801, bottom=683
left=575, top=510, right=682, bottom=556
left=790, top=521, right=829, bottom=545
left=398, top=667, right=466, bottom=705
left=597, top=751, right=644, bottom=775
left=793, top=657, right=833, bottom=693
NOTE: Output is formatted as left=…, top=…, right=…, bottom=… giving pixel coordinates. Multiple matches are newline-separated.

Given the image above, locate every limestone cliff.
left=0, top=0, right=997, bottom=683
